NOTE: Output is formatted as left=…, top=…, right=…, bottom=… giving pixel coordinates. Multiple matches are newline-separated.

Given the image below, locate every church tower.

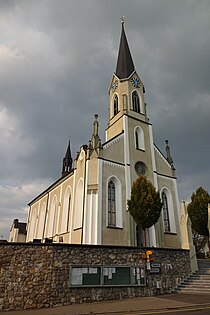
left=101, top=19, right=181, bottom=248
left=104, top=20, right=157, bottom=246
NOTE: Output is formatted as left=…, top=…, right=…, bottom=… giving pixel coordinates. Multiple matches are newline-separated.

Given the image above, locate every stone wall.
left=0, top=243, right=191, bottom=311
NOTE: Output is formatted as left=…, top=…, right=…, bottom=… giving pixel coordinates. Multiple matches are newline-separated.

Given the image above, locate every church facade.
left=26, top=22, right=182, bottom=248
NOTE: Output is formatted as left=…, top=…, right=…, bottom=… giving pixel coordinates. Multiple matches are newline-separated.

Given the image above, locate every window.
left=74, top=179, right=84, bottom=229
left=108, top=180, right=116, bottom=226
left=36, top=202, right=46, bottom=239
left=28, top=208, right=37, bottom=242
left=113, top=95, right=118, bottom=116
left=107, top=177, right=123, bottom=228
left=52, top=196, right=58, bottom=235
left=46, top=195, right=57, bottom=237
left=61, top=187, right=71, bottom=233
left=162, top=192, right=170, bottom=232
left=134, top=127, right=145, bottom=150
left=132, top=91, right=140, bottom=113
left=135, top=130, right=139, bottom=148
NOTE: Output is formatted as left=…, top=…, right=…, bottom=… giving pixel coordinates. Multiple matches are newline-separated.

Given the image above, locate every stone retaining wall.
left=0, top=243, right=191, bottom=311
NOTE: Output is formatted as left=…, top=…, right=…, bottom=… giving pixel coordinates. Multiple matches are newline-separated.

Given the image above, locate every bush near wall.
left=0, top=243, right=191, bottom=311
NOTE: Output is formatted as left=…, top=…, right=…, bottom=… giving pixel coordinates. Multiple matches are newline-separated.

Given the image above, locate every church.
left=26, top=21, right=182, bottom=248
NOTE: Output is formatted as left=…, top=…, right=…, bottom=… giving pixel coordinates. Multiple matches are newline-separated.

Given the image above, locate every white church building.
left=26, top=21, right=182, bottom=249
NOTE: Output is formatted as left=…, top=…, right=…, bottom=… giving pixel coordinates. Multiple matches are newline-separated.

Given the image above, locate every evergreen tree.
left=187, top=187, right=210, bottom=237
left=127, top=176, right=163, bottom=233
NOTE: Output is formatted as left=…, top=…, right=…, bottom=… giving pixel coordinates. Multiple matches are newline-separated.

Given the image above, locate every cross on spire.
left=120, top=16, right=125, bottom=24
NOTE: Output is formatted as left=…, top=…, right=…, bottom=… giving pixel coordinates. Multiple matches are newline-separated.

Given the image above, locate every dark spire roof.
left=65, top=140, right=71, bottom=159
left=115, top=21, right=135, bottom=79
left=62, top=140, right=73, bottom=177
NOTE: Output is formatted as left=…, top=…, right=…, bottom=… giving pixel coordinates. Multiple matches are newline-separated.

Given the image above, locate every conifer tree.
left=127, top=176, right=163, bottom=245
left=187, top=187, right=210, bottom=254
left=187, top=187, right=210, bottom=237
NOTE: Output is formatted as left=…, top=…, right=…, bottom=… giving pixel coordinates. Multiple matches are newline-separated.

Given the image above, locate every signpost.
left=144, top=250, right=161, bottom=274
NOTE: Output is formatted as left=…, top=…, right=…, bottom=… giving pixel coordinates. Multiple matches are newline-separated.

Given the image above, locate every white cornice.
left=156, top=173, right=175, bottom=181
left=103, top=160, right=125, bottom=169
left=103, top=133, right=124, bottom=150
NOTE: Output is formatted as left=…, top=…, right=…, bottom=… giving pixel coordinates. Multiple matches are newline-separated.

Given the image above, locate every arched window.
left=113, top=95, right=118, bottom=116
left=134, top=126, right=145, bottom=150
left=162, top=192, right=170, bottom=232
left=107, top=176, right=123, bottom=228
left=28, top=208, right=37, bottom=241
left=46, top=195, right=57, bottom=237
left=61, top=187, right=71, bottom=232
left=132, top=91, right=140, bottom=113
left=108, top=180, right=116, bottom=226
left=74, top=179, right=84, bottom=229
left=36, top=202, right=46, bottom=239
left=52, top=196, right=58, bottom=236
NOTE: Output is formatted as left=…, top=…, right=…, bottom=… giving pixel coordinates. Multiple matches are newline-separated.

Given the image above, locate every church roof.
left=62, top=140, right=73, bottom=177
left=115, top=21, right=135, bottom=79
left=65, top=140, right=71, bottom=159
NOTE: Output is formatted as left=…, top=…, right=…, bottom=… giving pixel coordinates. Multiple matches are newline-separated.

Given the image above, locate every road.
left=102, top=307, right=210, bottom=315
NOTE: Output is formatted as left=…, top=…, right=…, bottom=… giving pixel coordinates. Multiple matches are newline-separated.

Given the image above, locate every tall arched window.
left=113, top=95, right=118, bottom=116
left=134, top=126, right=145, bottom=150
left=107, top=177, right=123, bottom=228
left=74, top=179, right=84, bottom=229
left=132, top=91, right=140, bottom=113
left=162, top=192, right=170, bottom=232
left=46, top=195, right=57, bottom=237
left=52, top=196, right=58, bottom=236
left=36, top=202, right=46, bottom=239
left=61, top=187, right=71, bottom=232
left=28, top=208, right=37, bottom=241
left=108, top=180, right=116, bottom=226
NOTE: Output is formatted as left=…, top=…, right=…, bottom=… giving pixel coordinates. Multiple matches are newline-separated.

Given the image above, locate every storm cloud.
left=0, top=0, right=210, bottom=239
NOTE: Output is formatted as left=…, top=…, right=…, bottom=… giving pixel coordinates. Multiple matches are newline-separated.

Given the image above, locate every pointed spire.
left=93, top=114, right=99, bottom=136
left=88, top=114, right=102, bottom=158
left=62, top=140, right=73, bottom=177
left=115, top=18, right=135, bottom=79
left=165, top=140, right=176, bottom=173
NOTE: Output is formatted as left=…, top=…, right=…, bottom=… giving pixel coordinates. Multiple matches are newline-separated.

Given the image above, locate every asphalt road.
left=149, top=309, right=210, bottom=315
left=103, top=307, right=210, bottom=315
left=1, top=293, right=210, bottom=315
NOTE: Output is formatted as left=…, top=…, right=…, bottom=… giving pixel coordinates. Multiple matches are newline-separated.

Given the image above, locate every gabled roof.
left=115, top=22, right=135, bottom=79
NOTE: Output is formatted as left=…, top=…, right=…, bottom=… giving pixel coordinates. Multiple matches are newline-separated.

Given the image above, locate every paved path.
left=1, top=293, right=210, bottom=315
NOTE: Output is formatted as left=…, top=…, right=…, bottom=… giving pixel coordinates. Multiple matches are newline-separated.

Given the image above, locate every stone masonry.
left=0, top=243, right=191, bottom=311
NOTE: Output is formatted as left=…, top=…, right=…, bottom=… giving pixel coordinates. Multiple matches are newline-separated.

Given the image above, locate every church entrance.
left=136, top=224, right=144, bottom=247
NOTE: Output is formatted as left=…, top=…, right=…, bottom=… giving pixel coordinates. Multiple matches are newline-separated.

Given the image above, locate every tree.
left=127, top=176, right=163, bottom=245
left=187, top=187, right=210, bottom=236
left=187, top=187, right=210, bottom=253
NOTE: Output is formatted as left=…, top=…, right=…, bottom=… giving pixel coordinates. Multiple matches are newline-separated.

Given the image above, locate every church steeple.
left=106, top=20, right=146, bottom=142
left=115, top=18, right=135, bottom=79
left=62, top=140, right=73, bottom=177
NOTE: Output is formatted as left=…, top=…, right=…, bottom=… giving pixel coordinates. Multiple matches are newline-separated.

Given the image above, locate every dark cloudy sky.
left=0, top=0, right=210, bottom=240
